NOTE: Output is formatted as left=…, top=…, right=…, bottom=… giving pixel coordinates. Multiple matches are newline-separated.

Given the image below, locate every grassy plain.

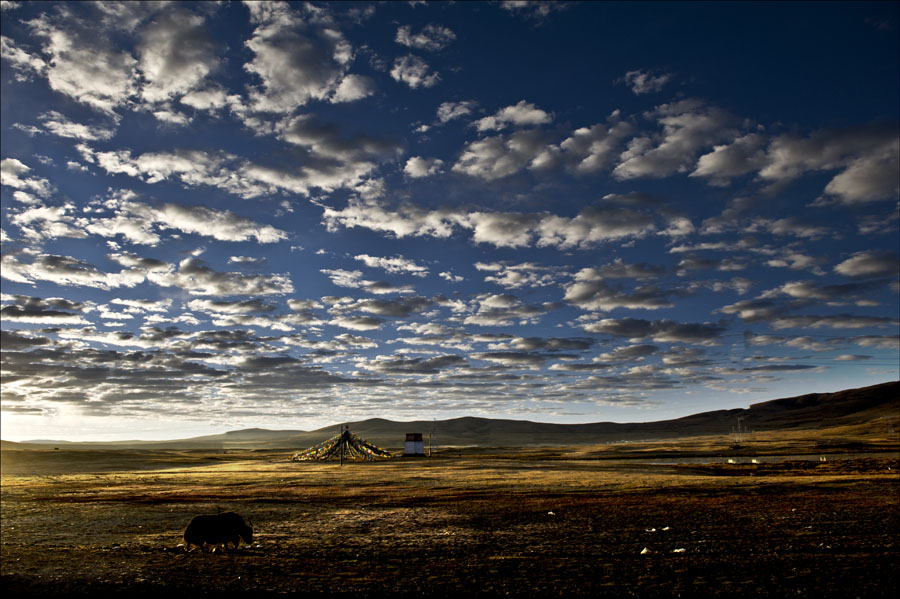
left=2, top=431, right=898, bottom=598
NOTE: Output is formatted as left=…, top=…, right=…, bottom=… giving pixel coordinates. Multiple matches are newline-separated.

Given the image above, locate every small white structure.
left=404, top=433, right=425, bottom=457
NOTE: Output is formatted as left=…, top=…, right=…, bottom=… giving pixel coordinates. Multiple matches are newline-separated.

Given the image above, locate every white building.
left=404, top=433, right=425, bottom=456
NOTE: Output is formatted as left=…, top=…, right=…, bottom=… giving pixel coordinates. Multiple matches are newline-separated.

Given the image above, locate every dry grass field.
left=2, top=431, right=899, bottom=598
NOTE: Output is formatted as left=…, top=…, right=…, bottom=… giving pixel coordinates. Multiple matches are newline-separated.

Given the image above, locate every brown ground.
left=2, top=441, right=898, bottom=598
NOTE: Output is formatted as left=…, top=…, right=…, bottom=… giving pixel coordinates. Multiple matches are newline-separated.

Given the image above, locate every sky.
left=1, top=1, right=898, bottom=442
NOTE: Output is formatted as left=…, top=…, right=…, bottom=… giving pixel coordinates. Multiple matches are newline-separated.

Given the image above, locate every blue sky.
left=1, top=1, right=898, bottom=442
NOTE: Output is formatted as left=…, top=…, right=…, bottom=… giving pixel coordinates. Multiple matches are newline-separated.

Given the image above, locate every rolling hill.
left=3, top=381, right=897, bottom=451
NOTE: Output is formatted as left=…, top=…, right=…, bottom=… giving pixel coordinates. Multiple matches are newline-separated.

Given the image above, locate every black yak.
left=183, top=511, right=253, bottom=552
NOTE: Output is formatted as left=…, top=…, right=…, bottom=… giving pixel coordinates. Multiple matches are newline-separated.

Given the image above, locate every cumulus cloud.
left=323, top=197, right=677, bottom=250
left=613, top=99, right=736, bottom=180
left=675, top=256, right=746, bottom=276
left=322, top=199, right=463, bottom=240
left=534, top=204, right=661, bottom=248
left=404, top=156, right=444, bottom=178
left=186, top=299, right=278, bottom=315
left=823, top=146, right=900, bottom=203
left=747, top=216, right=831, bottom=239
left=279, top=114, right=403, bottom=162
left=330, top=315, right=383, bottom=331
left=320, top=269, right=413, bottom=295
left=363, top=353, right=467, bottom=375
left=334, top=296, right=435, bottom=318
left=453, top=129, right=557, bottom=180
left=620, top=69, right=674, bottom=94
left=564, top=276, right=679, bottom=312
left=690, top=122, right=900, bottom=204
left=153, top=257, right=293, bottom=297
left=1, top=158, right=54, bottom=197
left=574, top=260, right=667, bottom=281
left=136, top=8, right=220, bottom=106
left=475, top=261, right=559, bottom=289
left=463, top=293, right=553, bottom=327
left=395, top=24, right=456, bottom=52
left=14, top=251, right=295, bottom=297
left=834, top=251, right=899, bottom=278
left=436, top=100, right=477, bottom=123
left=84, top=198, right=288, bottom=245
left=760, top=279, right=884, bottom=303
left=770, top=314, right=899, bottom=330
left=331, top=73, right=374, bottom=103
left=582, top=317, right=727, bottom=345
left=9, top=202, right=89, bottom=242
left=559, top=110, right=634, bottom=174
left=500, top=1, right=567, bottom=19
left=243, top=2, right=357, bottom=112
left=26, top=9, right=137, bottom=115
left=37, top=111, right=116, bottom=141
left=391, top=54, right=440, bottom=89
left=87, top=119, right=400, bottom=198
left=0, top=34, right=47, bottom=78
left=691, top=133, right=767, bottom=185
left=760, top=123, right=900, bottom=203
left=0, top=294, right=92, bottom=325
left=473, top=100, right=552, bottom=132
left=354, top=254, right=429, bottom=277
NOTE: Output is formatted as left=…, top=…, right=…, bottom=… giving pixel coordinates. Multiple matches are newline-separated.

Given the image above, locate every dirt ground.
left=1, top=448, right=898, bottom=598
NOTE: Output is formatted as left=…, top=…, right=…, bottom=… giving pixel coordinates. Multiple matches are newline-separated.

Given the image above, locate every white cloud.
left=620, top=69, right=674, bottom=94
left=1, top=158, right=55, bottom=197
left=823, top=144, right=899, bottom=203
left=243, top=2, right=355, bottom=112
left=453, top=129, right=554, bottom=180
left=535, top=204, right=659, bottom=249
left=404, top=156, right=444, bottom=178
left=473, top=100, right=552, bottom=132
left=354, top=254, right=429, bottom=277
left=582, top=317, right=726, bottom=345
left=691, top=133, right=767, bottom=185
left=27, top=11, right=137, bottom=115
left=150, top=257, right=294, bottom=297
left=559, top=110, right=634, bottom=174
left=88, top=126, right=398, bottom=199
left=500, top=1, right=566, bottom=19
left=0, top=34, right=47, bottom=78
left=760, top=124, right=899, bottom=203
left=331, top=73, right=374, bottom=103
left=88, top=200, right=287, bottom=245
left=395, top=24, right=456, bottom=52
left=320, top=269, right=413, bottom=295
left=390, top=54, right=440, bottom=89
left=747, top=216, right=831, bottom=239
left=467, top=212, right=541, bottom=247
left=436, top=100, right=476, bottom=123
left=323, top=199, right=672, bottom=250
left=613, top=99, right=736, bottom=180
left=9, top=203, right=89, bottom=241
left=475, top=261, right=558, bottom=289
left=180, top=86, right=231, bottom=111
left=37, top=111, right=115, bottom=141
left=330, top=315, right=383, bottom=331
left=770, top=314, right=899, bottom=330
left=834, top=251, right=899, bottom=278
left=564, top=274, right=676, bottom=312
left=136, top=8, right=220, bottom=105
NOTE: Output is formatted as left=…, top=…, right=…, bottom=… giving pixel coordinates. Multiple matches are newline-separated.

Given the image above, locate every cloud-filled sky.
left=1, top=1, right=898, bottom=442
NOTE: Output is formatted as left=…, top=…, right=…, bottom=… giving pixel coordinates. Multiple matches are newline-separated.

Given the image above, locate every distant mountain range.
left=4, top=381, right=898, bottom=450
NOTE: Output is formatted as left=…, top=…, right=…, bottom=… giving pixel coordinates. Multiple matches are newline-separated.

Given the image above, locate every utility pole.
left=429, top=418, right=436, bottom=457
